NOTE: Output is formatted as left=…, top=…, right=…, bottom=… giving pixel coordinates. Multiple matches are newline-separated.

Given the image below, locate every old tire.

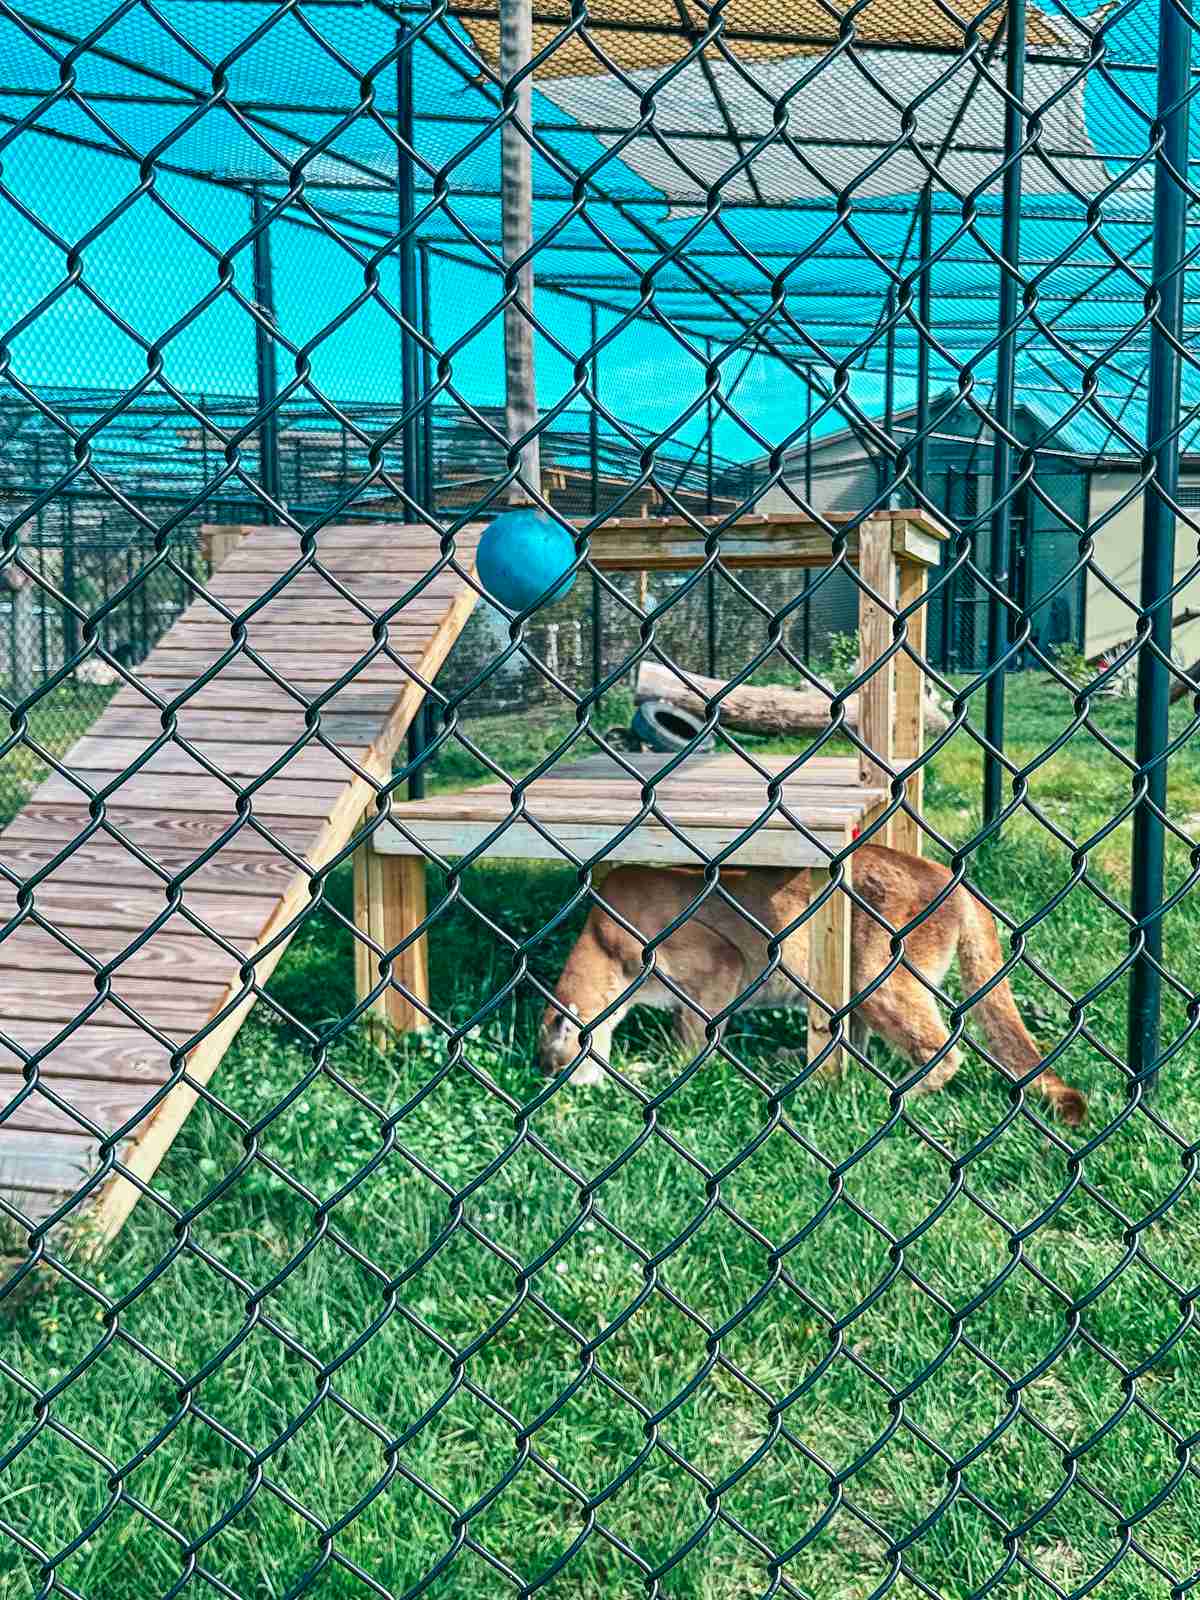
left=630, top=698, right=715, bottom=754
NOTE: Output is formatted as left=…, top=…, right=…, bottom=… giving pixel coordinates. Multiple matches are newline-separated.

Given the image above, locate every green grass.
left=0, top=682, right=116, bottom=827
left=2, top=672, right=1200, bottom=1597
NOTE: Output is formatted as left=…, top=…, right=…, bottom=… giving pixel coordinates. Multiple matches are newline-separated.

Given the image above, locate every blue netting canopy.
left=0, top=0, right=1193, bottom=467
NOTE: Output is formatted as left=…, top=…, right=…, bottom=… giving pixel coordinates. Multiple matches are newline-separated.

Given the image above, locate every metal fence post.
left=983, top=1, right=1025, bottom=827
left=804, top=366, right=814, bottom=506
left=705, top=334, right=717, bottom=676
left=590, top=299, right=603, bottom=689
left=398, top=25, right=427, bottom=798
left=61, top=493, right=77, bottom=668
left=397, top=25, right=421, bottom=516
left=419, top=241, right=435, bottom=508
left=914, top=185, right=933, bottom=497
left=250, top=186, right=282, bottom=523
left=1129, top=2, right=1192, bottom=1091
left=883, top=286, right=897, bottom=511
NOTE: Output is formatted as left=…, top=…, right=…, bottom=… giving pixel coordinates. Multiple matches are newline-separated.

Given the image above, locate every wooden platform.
left=373, top=751, right=883, bottom=868
left=353, top=507, right=946, bottom=1073
left=0, top=522, right=481, bottom=1241
left=364, top=750, right=883, bottom=1069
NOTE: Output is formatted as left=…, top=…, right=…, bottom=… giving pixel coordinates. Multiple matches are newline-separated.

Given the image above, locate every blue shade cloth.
left=0, top=0, right=1192, bottom=471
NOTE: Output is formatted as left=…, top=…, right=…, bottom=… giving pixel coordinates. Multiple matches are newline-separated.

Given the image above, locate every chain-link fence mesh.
left=1, top=0, right=1199, bottom=1595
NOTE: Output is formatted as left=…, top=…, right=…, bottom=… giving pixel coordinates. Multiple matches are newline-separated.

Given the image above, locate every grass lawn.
left=2, top=671, right=1200, bottom=1598
left=0, top=683, right=115, bottom=829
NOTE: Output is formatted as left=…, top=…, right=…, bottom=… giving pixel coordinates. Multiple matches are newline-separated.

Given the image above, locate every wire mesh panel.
left=0, top=1, right=1199, bottom=1597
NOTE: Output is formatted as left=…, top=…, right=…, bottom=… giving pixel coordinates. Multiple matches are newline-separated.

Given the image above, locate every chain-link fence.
left=1, top=1, right=1199, bottom=1596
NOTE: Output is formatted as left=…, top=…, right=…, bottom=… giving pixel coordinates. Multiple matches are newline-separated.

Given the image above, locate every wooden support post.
left=892, top=557, right=928, bottom=857
left=858, top=519, right=897, bottom=844
left=807, top=844, right=853, bottom=1074
left=200, top=524, right=253, bottom=573
left=354, top=823, right=430, bottom=1034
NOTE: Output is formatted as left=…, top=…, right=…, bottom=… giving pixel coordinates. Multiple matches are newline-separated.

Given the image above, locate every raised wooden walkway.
left=0, top=522, right=480, bottom=1243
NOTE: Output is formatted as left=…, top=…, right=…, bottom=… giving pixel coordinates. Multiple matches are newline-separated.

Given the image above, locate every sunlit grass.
left=2, top=670, right=1199, bottom=1598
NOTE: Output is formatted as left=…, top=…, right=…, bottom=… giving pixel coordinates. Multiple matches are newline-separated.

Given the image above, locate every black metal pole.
left=914, top=186, right=933, bottom=498
left=250, top=186, right=281, bottom=522
left=1129, top=2, right=1191, bottom=1090
left=705, top=335, right=718, bottom=677
left=883, top=286, right=897, bottom=509
left=802, top=369, right=814, bottom=660
left=419, top=241, right=435, bottom=509
left=397, top=26, right=427, bottom=798
left=61, top=493, right=77, bottom=667
left=983, top=3, right=1025, bottom=827
left=941, top=465, right=956, bottom=668
left=397, top=25, right=420, bottom=513
left=804, top=366, right=814, bottom=505
left=590, top=300, right=603, bottom=690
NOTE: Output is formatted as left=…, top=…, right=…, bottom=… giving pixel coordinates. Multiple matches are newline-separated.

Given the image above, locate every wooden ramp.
left=0, top=522, right=480, bottom=1243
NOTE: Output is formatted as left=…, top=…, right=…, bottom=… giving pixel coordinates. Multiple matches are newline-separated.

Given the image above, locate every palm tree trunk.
left=500, top=0, right=540, bottom=503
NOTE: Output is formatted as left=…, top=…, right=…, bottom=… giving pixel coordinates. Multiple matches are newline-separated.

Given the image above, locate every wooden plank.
left=0, top=882, right=277, bottom=941
left=205, top=574, right=471, bottom=605
left=173, top=595, right=456, bottom=626
left=807, top=851, right=852, bottom=1074
left=0, top=926, right=243, bottom=982
left=99, top=709, right=381, bottom=748
left=211, top=553, right=477, bottom=578
left=892, top=557, right=928, bottom=858
left=1, top=809, right=324, bottom=864
left=212, top=535, right=479, bottom=567
left=857, top=519, right=897, bottom=841
left=155, top=624, right=439, bottom=652
left=0, top=839, right=311, bottom=899
left=354, top=849, right=430, bottom=1035
left=31, top=771, right=364, bottom=818
left=353, top=838, right=372, bottom=1016
left=0, top=1129, right=104, bottom=1197
left=202, top=526, right=250, bottom=572
left=0, top=1077, right=166, bottom=1138
left=500, top=779, right=882, bottom=804
left=0, top=1021, right=175, bottom=1083
left=110, top=678, right=402, bottom=717
left=584, top=511, right=948, bottom=572
left=211, top=524, right=480, bottom=556
left=371, top=817, right=844, bottom=869
left=373, top=799, right=870, bottom=832
left=892, top=519, right=945, bottom=569
left=0, top=979, right=226, bottom=1030
left=566, top=752, right=863, bottom=780
left=126, top=653, right=422, bottom=683
left=64, top=739, right=359, bottom=785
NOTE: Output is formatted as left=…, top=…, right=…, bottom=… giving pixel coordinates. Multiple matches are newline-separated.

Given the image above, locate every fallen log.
left=634, top=661, right=950, bottom=735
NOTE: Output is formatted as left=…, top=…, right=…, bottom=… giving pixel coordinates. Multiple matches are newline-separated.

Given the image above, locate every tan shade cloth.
left=455, top=1, right=1109, bottom=207
left=457, top=0, right=1080, bottom=77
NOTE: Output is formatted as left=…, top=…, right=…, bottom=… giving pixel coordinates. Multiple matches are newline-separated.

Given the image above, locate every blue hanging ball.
left=476, top=509, right=577, bottom=613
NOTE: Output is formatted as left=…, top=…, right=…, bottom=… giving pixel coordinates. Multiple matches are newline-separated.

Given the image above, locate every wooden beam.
left=806, top=847, right=852, bottom=1075
left=370, top=815, right=849, bottom=870
left=586, top=510, right=947, bottom=572
left=857, top=519, right=897, bottom=844
left=891, top=557, right=929, bottom=857
left=354, top=831, right=430, bottom=1035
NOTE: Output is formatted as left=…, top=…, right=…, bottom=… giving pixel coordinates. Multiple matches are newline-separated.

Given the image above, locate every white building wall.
left=1086, top=472, right=1200, bottom=661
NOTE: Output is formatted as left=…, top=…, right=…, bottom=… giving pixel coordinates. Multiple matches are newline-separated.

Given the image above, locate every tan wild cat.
left=538, top=845, right=1086, bottom=1125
